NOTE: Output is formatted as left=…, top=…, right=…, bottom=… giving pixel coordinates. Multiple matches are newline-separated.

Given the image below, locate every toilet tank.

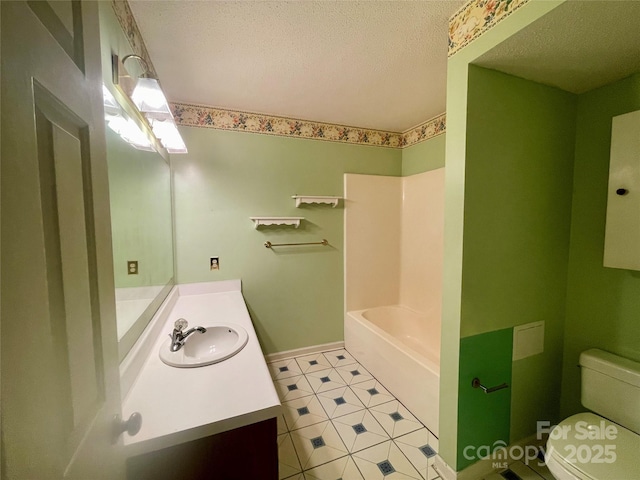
left=580, top=349, right=640, bottom=434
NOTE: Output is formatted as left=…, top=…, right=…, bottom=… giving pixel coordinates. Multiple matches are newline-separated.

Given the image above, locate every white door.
left=1, top=2, right=126, bottom=478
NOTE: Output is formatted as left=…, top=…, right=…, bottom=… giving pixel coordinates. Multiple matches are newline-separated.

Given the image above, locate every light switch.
left=513, top=321, right=544, bottom=361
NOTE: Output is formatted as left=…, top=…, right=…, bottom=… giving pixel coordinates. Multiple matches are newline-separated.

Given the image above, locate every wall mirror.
left=104, top=91, right=175, bottom=361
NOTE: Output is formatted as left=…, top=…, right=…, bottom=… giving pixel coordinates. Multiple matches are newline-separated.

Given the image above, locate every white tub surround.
left=344, top=170, right=445, bottom=314
left=121, top=280, right=281, bottom=457
left=345, top=305, right=440, bottom=437
left=344, top=170, right=444, bottom=439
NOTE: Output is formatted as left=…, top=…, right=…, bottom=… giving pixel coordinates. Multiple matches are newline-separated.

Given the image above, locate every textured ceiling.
left=128, top=0, right=464, bottom=132
left=476, top=0, right=640, bottom=94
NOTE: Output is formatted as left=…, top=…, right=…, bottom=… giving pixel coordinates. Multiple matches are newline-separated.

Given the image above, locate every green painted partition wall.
left=457, top=328, right=513, bottom=470
left=452, top=65, right=577, bottom=469
left=172, top=127, right=402, bottom=354
left=438, top=2, right=564, bottom=467
left=560, top=72, right=640, bottom=418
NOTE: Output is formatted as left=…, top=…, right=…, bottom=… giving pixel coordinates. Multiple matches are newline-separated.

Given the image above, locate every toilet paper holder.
left=472, top=377, right=509, bottom=394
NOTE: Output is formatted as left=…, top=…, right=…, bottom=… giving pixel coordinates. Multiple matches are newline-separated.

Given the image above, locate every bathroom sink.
left=159, top=324, right=249, bottom=368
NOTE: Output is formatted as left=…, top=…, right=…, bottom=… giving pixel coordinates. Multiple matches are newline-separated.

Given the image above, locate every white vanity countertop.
left=121, top=280, right=281, bottom=457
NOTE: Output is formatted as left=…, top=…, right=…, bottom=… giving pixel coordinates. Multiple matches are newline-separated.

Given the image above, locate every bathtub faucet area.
left=169, top=318, right=207, bottom=352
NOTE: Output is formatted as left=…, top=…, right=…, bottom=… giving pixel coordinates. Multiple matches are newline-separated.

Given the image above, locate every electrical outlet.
left=127, top=260, right=138, bottom=275
left=210, top=257, right=219, bottom=271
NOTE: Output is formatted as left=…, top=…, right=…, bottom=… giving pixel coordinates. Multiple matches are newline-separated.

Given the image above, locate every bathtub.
left=345, top=305, right=440, bottom=436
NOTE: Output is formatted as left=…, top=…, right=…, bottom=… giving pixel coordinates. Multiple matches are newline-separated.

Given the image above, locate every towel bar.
left=472, top=377, right=509, bottom=394
left=264, top=239, right=329, bottom=248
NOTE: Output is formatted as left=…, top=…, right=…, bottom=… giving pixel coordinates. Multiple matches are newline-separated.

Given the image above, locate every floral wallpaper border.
left=448, top=0, right=531, bottom=56
left=171, top=103, right=445, bottom=149
left=111, top=0, right=157, bottom=78
left=402, top=114, right=446, bottom=148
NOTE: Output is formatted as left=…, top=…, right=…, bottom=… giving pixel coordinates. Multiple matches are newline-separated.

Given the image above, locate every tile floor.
left=269, top=348, right=441, bottom=480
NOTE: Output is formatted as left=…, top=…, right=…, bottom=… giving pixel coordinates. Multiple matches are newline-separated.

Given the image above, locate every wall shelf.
left=249, top=217, right=304, bottom=229
left=292, top=195, right=342, bottom=208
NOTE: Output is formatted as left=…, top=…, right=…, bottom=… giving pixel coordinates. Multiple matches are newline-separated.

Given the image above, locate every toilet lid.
left=546, top=412, right=640, bottom=480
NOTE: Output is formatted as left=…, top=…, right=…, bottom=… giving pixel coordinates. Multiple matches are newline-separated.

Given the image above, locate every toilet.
left=546, top=349, right=640, bottom=480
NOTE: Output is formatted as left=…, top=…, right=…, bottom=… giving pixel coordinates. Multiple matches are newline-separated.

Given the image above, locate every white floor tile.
left=282, top=395, right=329, bottom=431
left=427, top=465, right=440, bottom=480
left=332, top=409, right=390, bottom=453
left=428, top=431, right=439, bottom=453
left=350, top=379, right=395, bottom=408
left=270, top=357, right=304, bottom=380
left=322, top=349, right=358, bottom=368
left=278, top=433, right=302, bottom=480
left=394, top=428, right=436, bottom=479
left=369, top=400, right=423, bottom=438
left=352, top=440, right=422, bottom=479
left=316, top=386, right=365, bottom=419
left=306, top=368, right=347, bottom=394
left=275, top=374, right=315, bottom=401
left=273, top=348, right=441, bottom=480
left=278, top=414, right=288, bottom=435
left=304, top=456, right=364, bottom=480
left=296, top=353, right=333, bottom=374
left=335, top=362, right=375, bottom=386
left=290, top=420, right=349, bottom=470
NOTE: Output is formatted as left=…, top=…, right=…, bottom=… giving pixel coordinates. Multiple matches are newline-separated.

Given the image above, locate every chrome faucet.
left=169, top=318, right=206, bottom=352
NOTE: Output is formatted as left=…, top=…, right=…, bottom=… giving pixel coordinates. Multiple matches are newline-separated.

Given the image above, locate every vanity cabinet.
left=121, top=284, right=281, bottom=479
left=126, top=417, right=277, bottom=480
left=604, top=109, right=640, bottom=270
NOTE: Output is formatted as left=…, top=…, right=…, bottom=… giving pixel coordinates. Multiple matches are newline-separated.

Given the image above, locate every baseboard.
left=434, top=455, right=457, bottom=480
left=435, top=452, right=506, bottom=480
left=456, top=454, right=496, bottom=480
left=434, top=434, right=545, bottom=480
left=264, top=341, right=345, bottom=362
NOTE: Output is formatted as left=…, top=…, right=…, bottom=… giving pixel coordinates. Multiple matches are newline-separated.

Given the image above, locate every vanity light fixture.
left=123, top=54, right=171, bottom=115
left=102, top=85, right=155, bottom=152
left=118, top=54, right=188, bottom=154
left=148, top=118, right=188, bottom=154
left=131, top=76, right=172, bottom=116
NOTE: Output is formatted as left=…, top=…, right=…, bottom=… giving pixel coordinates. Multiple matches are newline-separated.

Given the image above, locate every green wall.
left=402, top=134, right=446, bottom=176
left=172, top=127, right=401, bottom=354
left=457, top=328, right=513, bottom=470
left=459, top=66, right=576, bottom=466
left=439, top=2, right=565, bottom=468
left=560, top=72, right=640, bottom=418
left=462, top=65, right=576, bottom=337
